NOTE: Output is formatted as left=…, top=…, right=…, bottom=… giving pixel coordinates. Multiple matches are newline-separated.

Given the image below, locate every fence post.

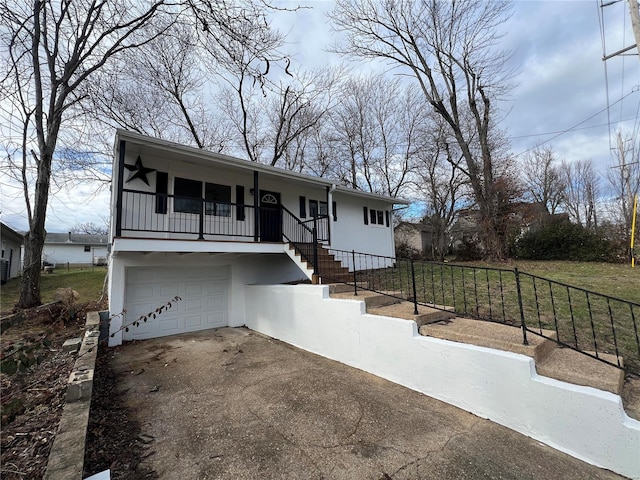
left=410, top=259, right=418, bottom=315
left=312, top=215, right=318, bottom=278
left=352, top=250, right=358, bottom=296
left=514, top=267, right=529, bottom=346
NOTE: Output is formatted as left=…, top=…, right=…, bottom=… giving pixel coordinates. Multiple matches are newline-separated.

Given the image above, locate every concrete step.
left=537, top=348, right=625, bottom=395
left=326, top=283, right=368, bottom=294
left=418, top=317, right=556, bottom=363
left=418, top=317, right=627, bottom=397
left=330, top=291, right=401, bottom=308
left=368, top=301, right=456, bottom=326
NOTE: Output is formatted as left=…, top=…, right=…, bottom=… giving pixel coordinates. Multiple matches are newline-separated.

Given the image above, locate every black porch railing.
left=318, top=249, right=640, bottom=375
left=120, top=189, right=329, bottom=243
left=282, top=206, right=330, bottom=275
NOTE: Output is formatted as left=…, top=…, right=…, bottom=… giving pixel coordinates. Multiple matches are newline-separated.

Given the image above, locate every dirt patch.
left=83, top=346, right=158, bottom=479
left=0, top=300, right=105, bottom=479
left=622, top=375, right=640, bottom=421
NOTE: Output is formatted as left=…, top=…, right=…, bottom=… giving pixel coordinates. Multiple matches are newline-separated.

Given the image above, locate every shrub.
left=515, top=219, right=614, bottom=261
left=454, top=236, right=484, bottom=261
left=395, top=242, right=421, bottom=260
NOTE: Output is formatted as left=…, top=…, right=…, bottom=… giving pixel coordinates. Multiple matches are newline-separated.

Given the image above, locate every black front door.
left=259, top=190, right=282, bottom=242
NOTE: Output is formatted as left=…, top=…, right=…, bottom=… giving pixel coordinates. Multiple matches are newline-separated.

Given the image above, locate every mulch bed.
left=0, top=300, right=153, bottom=479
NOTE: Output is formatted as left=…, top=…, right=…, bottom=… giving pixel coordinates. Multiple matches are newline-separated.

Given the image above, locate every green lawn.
left=0, top=267, right=107, bottom=314
left=477, top=260, right=640, bottom=303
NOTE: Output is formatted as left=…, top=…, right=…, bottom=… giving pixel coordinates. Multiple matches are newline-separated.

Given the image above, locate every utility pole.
left=628, top=0, right=640, bottom=61
left=601, top=0, right=640, bottom=61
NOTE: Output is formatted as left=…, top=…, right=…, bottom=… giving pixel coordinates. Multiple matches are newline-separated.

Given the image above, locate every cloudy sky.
left=1, top=0, right=638, bottom=233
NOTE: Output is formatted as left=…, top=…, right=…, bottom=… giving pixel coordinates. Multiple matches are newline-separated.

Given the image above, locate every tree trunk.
left=17, top=150, right=52, bottom=308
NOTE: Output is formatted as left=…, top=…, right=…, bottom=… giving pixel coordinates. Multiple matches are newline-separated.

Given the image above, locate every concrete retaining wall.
left=245, top=284, right=640, bottom=479
left=44, top=311, right=104, bottom=480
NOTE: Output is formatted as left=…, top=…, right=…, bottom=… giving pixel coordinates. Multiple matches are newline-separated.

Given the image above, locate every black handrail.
left=320, top=248, right=640, bottom=375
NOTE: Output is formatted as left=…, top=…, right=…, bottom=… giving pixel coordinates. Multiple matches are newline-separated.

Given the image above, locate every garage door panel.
left=129, top=284, right=155, bottom=300
left=160, top=284, right=179, bottom=297
left=159, top=316, right=180, bottom=332
left=184, top=297, right=204, bottom=311
left=209, top=312, right=226, bottom=327
left=184, top=282, right=207, bottom=296
left=124, top=266, right=229, bottom=341
left=184, top=314, right=204, bottom=328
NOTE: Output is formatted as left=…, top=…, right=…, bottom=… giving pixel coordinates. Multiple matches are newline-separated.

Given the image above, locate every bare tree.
left=415, top=117, right=468, bottom=260
left=605, top=131, right=640, bottom=253
left=330, top=0, right=516, bottom=258
left=71, top=221, right=110, bottom=236
left=522, top=146, right=566, bottom=215
left=328, top=75, right=426, bottom=197
left=84, top=21, right=231, bottom=150
left=1, top=0, right=169, bottom=307
left=561, top=159, right=600, bottom=230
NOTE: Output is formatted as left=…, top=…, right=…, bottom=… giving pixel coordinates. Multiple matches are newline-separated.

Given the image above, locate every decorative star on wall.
left=125, top=155, right=155, bottom=186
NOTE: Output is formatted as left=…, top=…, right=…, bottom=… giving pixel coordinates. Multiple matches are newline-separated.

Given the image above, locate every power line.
left=510, top=115, right=638, bottom=139
left=514, top=88, right=639, bottom=157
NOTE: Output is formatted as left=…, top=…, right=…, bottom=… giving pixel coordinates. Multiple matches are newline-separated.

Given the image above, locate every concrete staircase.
left=419, top=318, right=640, bottom=424
left=327, top=287, right=638, bottom=418
left=328, top=286, right=456, bottom=328
left=419, top=318, right=626, bottom=395
left=288, top=243, right=353, bottom=283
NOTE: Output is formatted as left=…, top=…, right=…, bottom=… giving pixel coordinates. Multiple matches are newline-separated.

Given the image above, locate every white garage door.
left=123, top=266, right=229, bottom=341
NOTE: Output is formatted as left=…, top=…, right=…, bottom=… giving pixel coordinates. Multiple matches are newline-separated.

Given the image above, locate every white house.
left=1, top=222, right=23, bottom=284
left=43, top=232, right=109, bottom=266
left=108, top=130, right=408, bottom=345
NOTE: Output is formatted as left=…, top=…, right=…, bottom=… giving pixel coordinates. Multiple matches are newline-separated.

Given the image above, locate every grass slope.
left=0, top=268, right=107, bottom=314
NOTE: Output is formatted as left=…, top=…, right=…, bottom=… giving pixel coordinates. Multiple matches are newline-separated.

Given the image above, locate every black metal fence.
left=318, top=248, right=640, bottom=374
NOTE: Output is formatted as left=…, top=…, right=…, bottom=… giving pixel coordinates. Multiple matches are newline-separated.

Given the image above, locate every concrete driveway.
left=110, top=327, right=623, bottom=479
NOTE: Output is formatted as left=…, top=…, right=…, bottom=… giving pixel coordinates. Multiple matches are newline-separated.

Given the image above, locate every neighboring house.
left=394, top=222, right=435, bottom=256
left=449, top=203, right=550, bottom=250
left=108, top=130, right=408, bottom=345
left=43, top=232, right=109, bottom=266
left=1, top=222, right=23, bottom=284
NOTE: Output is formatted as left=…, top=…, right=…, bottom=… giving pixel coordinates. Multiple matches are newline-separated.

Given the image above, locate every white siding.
left=43, top=244, right=108, bottom=265
left=329, top=192, right=395, bottom=268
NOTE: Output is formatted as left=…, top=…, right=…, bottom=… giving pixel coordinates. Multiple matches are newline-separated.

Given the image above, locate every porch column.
left=115, top=140, right=126, bottom=237
left=253, top=171, right=259, bottom=242
left=327, top=184, right=336, bottom=245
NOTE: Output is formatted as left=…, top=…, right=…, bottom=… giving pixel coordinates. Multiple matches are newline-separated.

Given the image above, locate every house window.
left=309, top=200, right=327, bottom=218
left=174, top=178, right=231, bottom=217
left=205, top=183, right=231, bottom=217
left=366, top=208, right=388, bottom=226
left=363, top=206, right=369, bottom=225
left=309, top=200, right=318, bottom=218
left=174, top=177, right=202, bottom=214
left=299, top=196, right=306, bottom=218
left=84, top=245, right=91, bottom=252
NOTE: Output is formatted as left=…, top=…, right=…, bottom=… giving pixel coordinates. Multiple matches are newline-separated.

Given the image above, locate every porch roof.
left=114, top=130, right=409, bottom=206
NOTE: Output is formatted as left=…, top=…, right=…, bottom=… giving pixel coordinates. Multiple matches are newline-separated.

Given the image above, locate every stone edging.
left=44, top=311, right=102, bottom=480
